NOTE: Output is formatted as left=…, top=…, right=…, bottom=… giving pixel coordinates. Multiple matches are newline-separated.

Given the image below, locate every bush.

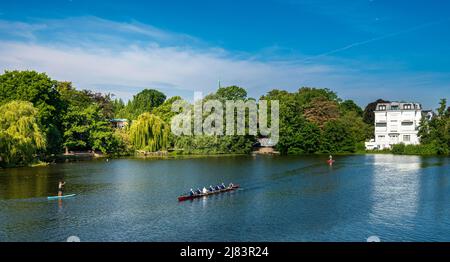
left=391, top=143, right=406, bottom=154
left=392, top=143, right=438, bottom=155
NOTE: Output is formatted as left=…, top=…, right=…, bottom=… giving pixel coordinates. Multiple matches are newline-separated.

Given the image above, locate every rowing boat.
left=47, top=194, right=76, bottom=200
left=178, top=185, right=240, bottom=201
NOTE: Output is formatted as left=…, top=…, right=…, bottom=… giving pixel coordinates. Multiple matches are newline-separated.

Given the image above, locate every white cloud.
left=0, top=17, right=447, bottom=108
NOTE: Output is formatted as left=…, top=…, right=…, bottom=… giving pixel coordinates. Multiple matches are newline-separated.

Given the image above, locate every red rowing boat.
left=178, top=185, right=240, bottom=201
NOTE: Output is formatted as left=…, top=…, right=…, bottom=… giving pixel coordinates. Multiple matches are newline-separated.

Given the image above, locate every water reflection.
left=370, top=154, right=421, bottom=224
left=0, top=166, right=63, bottom=199
left=0, top=155, right=449, bottom=241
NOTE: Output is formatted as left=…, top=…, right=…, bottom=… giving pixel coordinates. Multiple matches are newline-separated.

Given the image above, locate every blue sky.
left=0, top=0, right=449, bottom=108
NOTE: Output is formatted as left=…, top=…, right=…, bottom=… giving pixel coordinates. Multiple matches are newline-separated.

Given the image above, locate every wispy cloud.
left=0, top=16, right=447, bottom=108
left=302, top=20, right=443, bottom=62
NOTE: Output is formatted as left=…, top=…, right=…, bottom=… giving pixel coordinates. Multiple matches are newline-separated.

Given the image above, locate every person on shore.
left=58, top=181, right=66, bottom=197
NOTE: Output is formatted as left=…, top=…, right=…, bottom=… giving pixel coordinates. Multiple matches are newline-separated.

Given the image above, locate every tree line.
left=0, top=70, right=448, bottom=167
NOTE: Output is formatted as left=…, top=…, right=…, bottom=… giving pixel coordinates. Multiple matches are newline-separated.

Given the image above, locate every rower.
left=189, top=188, right=195, bottom=196
left=202, top=187, right=208, bottom=194
left=229, top=182, right=234, bottom=188
left=209, top=185, right=215, bottom=192
left=215, top=185, right=221, bottom=190
left=221, top=182, right=226, bottom=189
left=196, top=188, right=202, bottom=194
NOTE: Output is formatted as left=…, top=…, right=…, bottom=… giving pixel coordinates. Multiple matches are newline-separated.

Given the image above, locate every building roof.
left=110, top=118, right=129, bottom=122
left=375, top=101, right=422, bottom=111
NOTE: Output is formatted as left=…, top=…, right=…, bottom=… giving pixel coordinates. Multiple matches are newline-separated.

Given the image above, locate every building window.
left=378, top=105, right=386, bottom=110
left=391, top=105, right=399, bottom=110
left=375, top=122, right=387, bottom=127
left=378, top=135, right=385, bottom=139
left=403, top=104, right=412, bottom=110
left=403, top=135, right=411, bottom=142
left=401, top=121, right=413, bottom=126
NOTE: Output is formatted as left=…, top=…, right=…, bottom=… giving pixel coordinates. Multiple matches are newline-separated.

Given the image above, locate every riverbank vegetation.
left=261, top=88, right=372, bottom=154
left=1, top=70, right=448, bottom=167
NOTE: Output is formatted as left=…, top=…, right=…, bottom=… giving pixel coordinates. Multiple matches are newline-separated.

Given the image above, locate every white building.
left=365, top=102, right=425, bottom=150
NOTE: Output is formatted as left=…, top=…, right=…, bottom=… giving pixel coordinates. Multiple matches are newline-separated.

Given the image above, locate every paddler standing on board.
left=58, top=181, right=66, bottom=197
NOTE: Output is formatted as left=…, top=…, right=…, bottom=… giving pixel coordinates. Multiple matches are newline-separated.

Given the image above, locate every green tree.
left=280, top=120, right=322, bottom=154
left=431, top=99, right=449, bottom=155
left=62, top=104, right=118, bottom=154
left=112, top=98, right=126, bottom=118
left=339, top=111, right=372, bottom=142
left=0, top=70, right=65, bottom=154
left=212, top=85, right=247, bottom=101
left=0, top=101, right=46, bottom=167
left=296, top=87, right=339, bottom=108
left=129, top=113, right=170, bottom=152
left=57, top=81, right=115, bottom=118
left=340, top=100, right=363, bottom=116
left=321, top=119, right=356, bottom=153
left=152, top=96, right=183, bottom=123
left=125, top=89, right=166, bottom=119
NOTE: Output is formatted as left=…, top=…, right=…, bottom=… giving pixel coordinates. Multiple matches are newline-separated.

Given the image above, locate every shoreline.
left=2, top=151, right=447, bottom=170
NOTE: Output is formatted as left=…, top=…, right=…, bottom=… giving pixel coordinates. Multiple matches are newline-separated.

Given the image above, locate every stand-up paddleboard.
left=47, top=194, right=76, bottom=200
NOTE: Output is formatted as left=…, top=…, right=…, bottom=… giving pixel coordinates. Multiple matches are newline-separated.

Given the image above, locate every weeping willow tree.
left=129, top=113, right=170, bottom=152
left=0, top=101, right=46, bottom=167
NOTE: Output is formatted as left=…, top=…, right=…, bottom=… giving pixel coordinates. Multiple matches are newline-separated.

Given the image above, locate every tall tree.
left=125, top=89, right=166, bottom=119
left=152, top=96, right=183, bottom=123
left=213, top=85, right=247, bottom=101
left=296, top=87, right=339, bottom=108
left=339, top=111, right=372, bottom=142
left=0, top=70, right=65, bottom=153
left=129, top=113, right=170, bottom=152
left=340, top=100, right=363, bottom=116
left=303, top=97, right=340, bottom=128
left=57, top=82, right=115, bottom=118
left=321, top=119, right=356, bottom=153
left=0, top=101, right=46, bottom=167
left=62, top=104, right=119, bottom=154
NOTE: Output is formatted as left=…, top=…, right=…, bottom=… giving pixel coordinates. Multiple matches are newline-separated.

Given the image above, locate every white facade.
left=365, top=102, right=422, bottom=150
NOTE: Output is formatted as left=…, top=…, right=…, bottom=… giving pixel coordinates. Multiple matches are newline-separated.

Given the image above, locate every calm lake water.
left=0, top=154, right=449, bottom=242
